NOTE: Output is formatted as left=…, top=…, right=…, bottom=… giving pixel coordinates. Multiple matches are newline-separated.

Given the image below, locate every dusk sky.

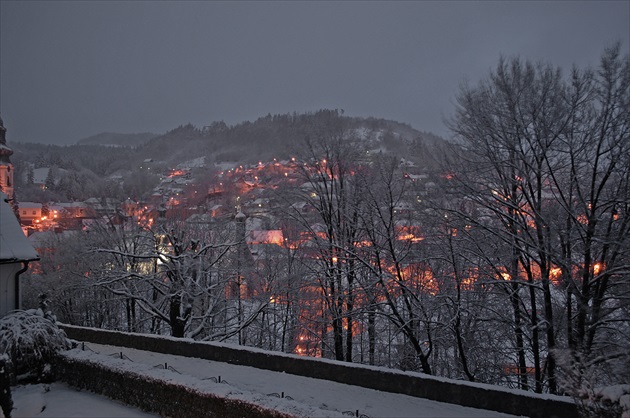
left=1, top=1, right=628, bottom=145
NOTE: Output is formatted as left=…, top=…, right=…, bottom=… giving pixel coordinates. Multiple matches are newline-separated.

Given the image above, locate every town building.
left=18, top=202, right=43, bottom=225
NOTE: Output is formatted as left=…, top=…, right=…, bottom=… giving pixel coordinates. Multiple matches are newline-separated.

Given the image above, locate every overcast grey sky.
left=1, top=1, right=628, bottom=145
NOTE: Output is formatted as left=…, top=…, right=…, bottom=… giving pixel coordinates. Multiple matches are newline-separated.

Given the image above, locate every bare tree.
left=447, top=45, right=630, bottom=394
left=353, top=156, right=434, bottom=374
left=290, top=109, right=365, bottom=362
left=85, top=218, right=239, bottom=338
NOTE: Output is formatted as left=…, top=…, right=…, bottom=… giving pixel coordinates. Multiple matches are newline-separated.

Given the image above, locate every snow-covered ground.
left=56, top=342, right=523, bottom=418
left=11, top=382, right=156, bottom=417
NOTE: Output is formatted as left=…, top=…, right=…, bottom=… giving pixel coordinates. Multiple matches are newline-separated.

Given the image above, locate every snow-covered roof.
left=18, top=201, right=43, bottom=209
left=186, top=213, right=214, bottom=224
left=215, top=162, right=237, bottom=171
left=32, top=167, right=49, bottom=184
left=0, top=192, right=39, bottom=262
left=54, top=202, right=88, bottom=208
left=27, top=230, right=79, bottom=249
left=249, top=230, right=284, bottom=245
left=393, top=201, right=414, bottom=210
left=177, top=156, right=206, bottom=169
left=173, top=178, right=193, bottom=185
left=0, top=144, right=12, bottom=154
left=407, top=173, right=428, bottom=180
left=290, top=201, right=308, bottom=210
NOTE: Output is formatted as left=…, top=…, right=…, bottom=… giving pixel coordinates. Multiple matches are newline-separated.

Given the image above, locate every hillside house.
left=121, top=198, right=141, bottom=218
left=32, top=167, right=50, bottom=190
left=18, top=201, right=43, bottom=225
left=84, top=197, right=119, bottom=216
left=52, top=202, right=92, bottom=219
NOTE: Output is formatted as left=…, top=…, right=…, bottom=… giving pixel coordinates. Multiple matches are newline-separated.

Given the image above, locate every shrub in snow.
left=0, top=354, right=12, bottom=418
left=555, top=348, right=630, bottom=418
left=0, top=310, right=71, bottom=383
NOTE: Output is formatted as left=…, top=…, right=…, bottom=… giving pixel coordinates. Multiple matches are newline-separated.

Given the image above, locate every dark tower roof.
left=0, top=116, right=7, bottom=144
left=0, top=116, right=14, bottom=162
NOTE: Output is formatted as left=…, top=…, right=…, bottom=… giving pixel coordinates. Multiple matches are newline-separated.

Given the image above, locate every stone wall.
left=54, top=354, right=294, bottom=418
left=60, top=324, right=578, bottom=418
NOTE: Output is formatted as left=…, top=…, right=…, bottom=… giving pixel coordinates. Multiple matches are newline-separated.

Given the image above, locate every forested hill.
left=11, top=110, right=454, bottom=202
left=76, top=132, right=158, bottom=147
left=149, top=111, right=450, bottom=167
left=76, top=110, right=452, bottom=168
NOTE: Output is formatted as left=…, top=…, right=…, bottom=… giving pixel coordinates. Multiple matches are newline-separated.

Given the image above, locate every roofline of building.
left=0, top=256, right=40, bottom=264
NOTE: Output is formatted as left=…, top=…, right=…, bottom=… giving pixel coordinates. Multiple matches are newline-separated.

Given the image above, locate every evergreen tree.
left=27, top=165, right=34, bottom=185
left=44, top=167, right=56, bottom=191
left=11, top=193, right=20, bottom=223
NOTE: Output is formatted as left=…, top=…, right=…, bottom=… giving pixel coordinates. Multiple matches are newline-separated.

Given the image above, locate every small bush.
left=555, top=348, right=630, bottom=418
left=0, top=310, right=71, bottom=383
left=0, top=354, right=12, bottom=418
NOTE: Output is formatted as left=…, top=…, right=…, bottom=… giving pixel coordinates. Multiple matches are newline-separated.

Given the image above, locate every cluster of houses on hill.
left=2, top=113, right=440, bottom=319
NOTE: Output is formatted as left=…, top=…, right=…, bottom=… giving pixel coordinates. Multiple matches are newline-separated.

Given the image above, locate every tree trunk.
left=510, top=282, right=529, bottom=391
left=368, top=307, right=376, bottom=365
left=345, top=265, right=355, bottom=362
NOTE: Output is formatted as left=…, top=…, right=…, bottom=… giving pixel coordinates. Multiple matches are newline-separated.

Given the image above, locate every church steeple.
left=0, top=116, right=15, bottom=199
left=0, top=116, right=7, bottom=143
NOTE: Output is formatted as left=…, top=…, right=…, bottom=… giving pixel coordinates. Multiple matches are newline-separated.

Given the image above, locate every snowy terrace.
left=51, top=325, right=578, bottom=418
left=11, top=383, right=155, bottom=418
left=52, top=341, right=523, bottom=418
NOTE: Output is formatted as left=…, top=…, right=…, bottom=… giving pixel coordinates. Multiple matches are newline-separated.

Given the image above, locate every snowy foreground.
left=19, top=342, right=524, bottom=418
left=12, top=382, right=155, bottom=418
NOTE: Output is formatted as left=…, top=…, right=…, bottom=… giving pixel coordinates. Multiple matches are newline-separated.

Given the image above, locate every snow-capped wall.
left=60, top=324, right=577, bottom=418
left=54, top=353, right=297, bottom=418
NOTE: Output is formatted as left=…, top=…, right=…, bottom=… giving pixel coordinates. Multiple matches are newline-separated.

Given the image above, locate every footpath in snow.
left=70, top=342, right=523, bottom=418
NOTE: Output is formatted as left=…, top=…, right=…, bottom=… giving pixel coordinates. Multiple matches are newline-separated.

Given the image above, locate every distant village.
left=2, top=115, right=451, bottom=360
left=9, top=151, right=438, bottom=266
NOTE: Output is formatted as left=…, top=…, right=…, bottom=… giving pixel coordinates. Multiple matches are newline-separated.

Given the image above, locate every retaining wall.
left=54, top=354, right=293, bottom=418
left=60, top=324, right=578, bottom=418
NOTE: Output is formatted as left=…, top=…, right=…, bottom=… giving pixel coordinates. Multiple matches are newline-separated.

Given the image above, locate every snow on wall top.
left=0, top=192, right=39, bottom=262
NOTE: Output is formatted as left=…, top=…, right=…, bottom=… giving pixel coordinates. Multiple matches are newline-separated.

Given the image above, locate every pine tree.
left=10, top=193, right=20, bottom=223
left=27, top=165, right=34, bottom=185
left=44, top=168, right=55, bottom=191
